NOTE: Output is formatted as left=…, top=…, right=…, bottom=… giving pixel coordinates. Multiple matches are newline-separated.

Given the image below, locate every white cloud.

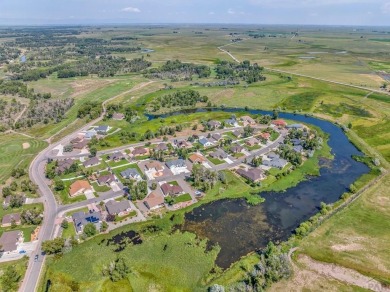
left=121, top=7, right=141, bottom=13
left=382, top=2, right=390, bottom=13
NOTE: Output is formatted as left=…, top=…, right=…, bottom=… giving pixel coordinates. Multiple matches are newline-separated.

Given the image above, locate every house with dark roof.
left=211, top=133, right=222, bottom=142
left=72, top=211, right=102, bottom=233
left=263, top=154, right=288, bottom=169
left=143, top=192, right=165, bottom=210
left=73, top=140, right=89, bottom=150
left=97, top=174, right=116, bottom=186
left=232, top=129, right=244, bottom=138
left=225, top=118, right=238, bottom=127
left=236, top=168, right=265, bottom=182
left=230, top=144, right=244, bottom=153
left=199, top=137, right=213, bottom=147
left=165, top=159, right=186, bottom=170
left=95, top=125, right=110, bottom=135
left=70, top=136, right=83, bottom=144
left=293, top=145, right=304, bottom=153
left=1, top=213, right=21, bottom=227
left=0, top=230, right=23, bottom=253
left=83, top=157, right=100, bottom=168
left=286, top=124, right=303, bottom=129
left=291, top=139, right=302, bottom=146
left=161, top=183, right=184, bottom=197
left=108, top=151, right=125, bottom=161
left=56, top=159, right=74, bottom=174
left=175, top=140, right=192, bottom=149
left=156, top=143, right=168, bottom=151
left=132, top=147, right=148, bottom=156
left=105, top=200, right=132, bottom=217
left=120, top=168, right=141, bottom=180
left=210, top=148, right=228, bottom=160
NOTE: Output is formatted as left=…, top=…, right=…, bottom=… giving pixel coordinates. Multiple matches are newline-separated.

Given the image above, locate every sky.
left=0, top=0, right=389, bottom=26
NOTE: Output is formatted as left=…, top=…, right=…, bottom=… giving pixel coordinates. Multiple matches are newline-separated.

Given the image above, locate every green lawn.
left=91, top=182, right=111, bottom=193
left=207, top=156, right=225, bottom=165
left=114, top=210, right=137, bottom=222
left=0, top=133, right=47, bottom=182
left=56, top=180, right=87, bottom=204
left=0, top=257, right=29, bottom=291
left=172, top=193, right=192, bottom=204
left=62, top=223, right=77, bottom=239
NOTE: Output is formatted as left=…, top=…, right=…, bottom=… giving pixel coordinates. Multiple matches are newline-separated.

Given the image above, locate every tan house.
left=69, top=180, right=92, bottom=197
left=241, top=115, right=256, bottom=125
left=143, top=192, right=165, bottom=210
left=188, top=153, right=207, bottom=164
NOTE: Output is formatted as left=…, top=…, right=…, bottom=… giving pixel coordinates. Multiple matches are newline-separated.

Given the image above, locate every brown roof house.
left=161, top=183, right=183, bottom=197
left=132, top=147, right=148, bottom=157
left=230, top=144, right=244, bottom=153
left=245, top=137, right=259, bottom=147
left=1, top=213, right=21, bottom=227
left=236, top=168, right=265, bottom=182
left=97, top=174, right=116, bottom=186
left=145, top=161, right=164, bottom=172
left=0, top=230, right=23, bottom=253
left=69, top=180, right=93, bottom=197
left=240, top=115, right=256, bottom=125
left=188, top=153, right=207, bottom=164
left=83, top=157, right=100, bottom=168
left=105, top=200, right=132, bottom=217
left=56, top=158, right=74, bottom=174
left=143, top=192, right=165, bottom=210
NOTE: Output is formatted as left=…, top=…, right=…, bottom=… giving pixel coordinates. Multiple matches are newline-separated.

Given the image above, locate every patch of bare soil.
left=298, top=254, right=390, bottom=292
left=331, top=243, right=363, bottom=252
left=70, top=79, right=117, bottom=98
left=22, top=142, right=30, bottom=149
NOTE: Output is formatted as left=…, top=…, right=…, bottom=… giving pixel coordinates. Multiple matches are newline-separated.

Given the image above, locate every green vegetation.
left=0, top=258, right=28, bottom=292
left=280, top=92, right=321, bottom=111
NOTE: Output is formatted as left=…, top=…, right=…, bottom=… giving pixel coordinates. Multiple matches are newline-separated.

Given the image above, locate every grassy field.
left=0, top=257, right=29, bottom=291
left=297, top=173, right=390, bottom=286
left=0, top=133, right=47, bottom=182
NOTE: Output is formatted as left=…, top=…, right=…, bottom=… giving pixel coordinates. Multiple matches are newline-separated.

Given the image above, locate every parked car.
left=19, top=250, right=26, bottom=254
left=34, top=255, right=39, bottom=262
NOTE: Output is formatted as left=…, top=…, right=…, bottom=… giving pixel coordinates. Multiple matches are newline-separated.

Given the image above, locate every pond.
left=148, top=108, right=370, bottom=268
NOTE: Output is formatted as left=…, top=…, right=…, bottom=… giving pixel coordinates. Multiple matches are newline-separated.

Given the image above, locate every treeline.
left=0, top=80, right=52, bottom=99
left=215, top=60, right=266, bottom=84
left=150, top=89, right=208, bottom=112
left=77, top=102, right=102, bottom=121
left=145, top=60, right=211, bottom=81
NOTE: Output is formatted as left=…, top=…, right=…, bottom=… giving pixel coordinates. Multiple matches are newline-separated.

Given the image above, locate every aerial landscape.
left=0, top=0, right=389, bottom=291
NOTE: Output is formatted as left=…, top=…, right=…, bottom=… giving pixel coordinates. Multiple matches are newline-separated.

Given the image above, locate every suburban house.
left=210, top=148, right=228, bottom=160
left=225, top=118, right=238, bottom=127
left=108, top=151, right=126, bottom=161
left=232, top=129, right=244, bottom=138
left=1, top=213, right=21, bottom=227
left=291, top=139, right=302, bottom=146
left=207, top=120, right=221, bottom=129
left=188, top=153, right=207, bottom=164
left=211, top=133, right=222, bottom=142
left=95, top=125, right=110, bottom=135
left=263, top=153, right=288, bottom=169
left=241, top=115, right=256, bottom=125
left=112, top=113, right=125, bottom=120
left=84, top=130, right=97, bottom=139
left=105, top=200, right=132, bottom=217
left=245, top=137, right=259, bottom=147
left=83, top=157, right=100, bottom=168
left=72, top=211, right=102, bottom=233
left=73, top=140, right=89, bottom=150
left=0, top=230, right=23, bottom=253
left=70, top=136, right=83, bottom=145
left=165, top=159, right=187, bottom=170
left=56, top=158, right=74, bottom=174
left=161, top=183, right=184, bottom=197
left=230, top=144, right=244, bottom=153
left=132, top=147, right=148, bottom=157
left=176, top=140, right=192, bottom=149
left=236, top=168, right=265, bottom=182
left=143, top=192, right=165, bottom=210
left=69, top=180, right=93, bottom=197
left=120, top=168, right=142, bottom=180
left=156, top=143, right=168, bottom=152
left=145, top=161, right=164, bottom=172
left=293, top=145, right=304, bottom=153
left=199, top=137, right=213, bottom=147
left=272, top=119, right=287, bottom=128
left=97, top=174, right=116, bottom=186
left=259, top=132, right=271, bottom=141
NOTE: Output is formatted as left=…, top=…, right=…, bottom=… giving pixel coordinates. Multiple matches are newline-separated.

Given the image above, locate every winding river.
left=149, top=108, right=370, bottom=268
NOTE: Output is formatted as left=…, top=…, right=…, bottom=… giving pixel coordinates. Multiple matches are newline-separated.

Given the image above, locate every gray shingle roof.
left=166, top=159, right=186, bottom=169
left=105, top=200, right=131, bottom=215
left=120, top=168, right=141, bottom=179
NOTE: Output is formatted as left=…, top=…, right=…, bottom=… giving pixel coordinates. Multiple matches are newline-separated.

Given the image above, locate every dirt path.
left=13, top=105, right=27, bottom=127
left=298, top=254, right=390, bottom=292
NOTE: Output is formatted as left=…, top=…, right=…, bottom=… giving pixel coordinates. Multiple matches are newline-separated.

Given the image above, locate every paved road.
left=19, top=81, right=155, bottom=292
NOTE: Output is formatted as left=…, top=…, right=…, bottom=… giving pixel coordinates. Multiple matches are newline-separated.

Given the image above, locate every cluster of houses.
left=64, top=125, right=113, bottom=152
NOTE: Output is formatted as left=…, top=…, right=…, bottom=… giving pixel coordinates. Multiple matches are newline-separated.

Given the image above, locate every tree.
left=21, top=208, right=42, bottom=225
left=9, top=195, right=24, bottom=208
left=61, top=219, right=69, bottom=229
left=272, top=109, right=279, bottom=120
left=102, top=257, right=130, bottom=282
left=89, top=147, right=97, bottom=157
left=1, top=265, right=20, bottom=291
left=83, top=223, right=97, bottom=237
left=100, top=221, right=108, bottom=232
left=42, top=237, right=66, bottom=255
left=54, top=179, right=65, bottom=191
